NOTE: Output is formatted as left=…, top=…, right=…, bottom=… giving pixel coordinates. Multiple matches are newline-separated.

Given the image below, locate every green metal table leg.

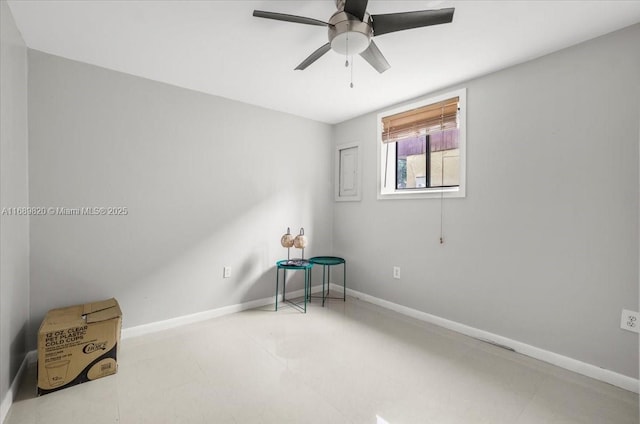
left=322, top=264, right=326, bottom=307
left=304, top=269, right=308, bottom=313
left=308, top=267, right=312, bottom=302
left=282, top=269, right=287, bottom=302
left=343, top=261, right=346, bottom=301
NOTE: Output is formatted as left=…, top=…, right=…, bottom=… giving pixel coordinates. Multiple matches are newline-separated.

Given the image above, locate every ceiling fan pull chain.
left=345, top=32, right=350, bottom=67
left=350, top=56, right=354, bottom=88
left=344, top=33, right=354, bottom=88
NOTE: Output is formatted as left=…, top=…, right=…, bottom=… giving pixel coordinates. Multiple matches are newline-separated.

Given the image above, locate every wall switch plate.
left=393, top=266, right=401, bottom=279
left=223, top=266, right=231, bottom=278
left=620, top=309, right=639, bottom=333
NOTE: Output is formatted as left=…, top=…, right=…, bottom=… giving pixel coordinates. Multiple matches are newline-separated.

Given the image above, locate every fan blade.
left=343, top=0, right=369, bottom=21
left=371, top=8, right=454, bottom=36
left=359, top=40, right=390, bottom=73
left=295, top=43, right=332, bottom=70
left=253, top=10, right=328, bottom=27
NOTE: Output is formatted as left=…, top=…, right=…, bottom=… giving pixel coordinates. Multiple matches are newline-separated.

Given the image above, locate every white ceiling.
left=7, top=0, right=640, bottom=124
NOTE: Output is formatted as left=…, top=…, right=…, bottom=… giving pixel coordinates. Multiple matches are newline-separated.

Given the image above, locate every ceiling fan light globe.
left=331, top=31, right=370, bottom=55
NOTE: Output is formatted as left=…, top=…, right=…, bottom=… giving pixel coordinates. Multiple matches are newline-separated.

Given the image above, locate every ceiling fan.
left=253, top=0, right=455, bottom=73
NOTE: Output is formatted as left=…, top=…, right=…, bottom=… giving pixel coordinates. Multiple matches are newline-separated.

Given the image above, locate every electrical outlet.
left=223, top=266, right=231, bottom=279
left=393, top=266, right=401, bottom=279
left=620, top=309, right=639, bottom=333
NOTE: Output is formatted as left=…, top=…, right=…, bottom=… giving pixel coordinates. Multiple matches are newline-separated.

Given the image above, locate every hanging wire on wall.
left=383, top=125, right=390, bottom=188
left=438, top=102, right=461, bottom=245
left=439, top=102, right=445, bottom=244
left=440, top=155, right=445, bottom=244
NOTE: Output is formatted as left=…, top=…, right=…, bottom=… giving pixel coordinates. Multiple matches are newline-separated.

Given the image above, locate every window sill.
left=377, top=186, right=465, bottom=200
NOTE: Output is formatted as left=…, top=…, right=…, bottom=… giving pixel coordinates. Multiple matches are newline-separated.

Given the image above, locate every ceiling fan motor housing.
left=328, top=11, right=372, bottom=55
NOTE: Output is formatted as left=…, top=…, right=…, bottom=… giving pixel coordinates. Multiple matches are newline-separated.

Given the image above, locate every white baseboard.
left=1, top=350, right=36, bottom=424
left=330, top=283, right=639, bottom=394
left=122, top=286, right=321, bottom=340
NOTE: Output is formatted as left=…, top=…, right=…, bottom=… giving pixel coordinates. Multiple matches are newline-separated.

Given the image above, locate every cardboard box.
left=37, top=298, right=122, bottom=395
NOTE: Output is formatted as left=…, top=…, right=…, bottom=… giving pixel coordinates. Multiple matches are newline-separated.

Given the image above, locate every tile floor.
left=5, top=296, right=639, bottom=424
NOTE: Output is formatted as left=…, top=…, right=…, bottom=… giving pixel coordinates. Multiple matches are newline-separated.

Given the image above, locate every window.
left=378, top=88, right=466, bottom=199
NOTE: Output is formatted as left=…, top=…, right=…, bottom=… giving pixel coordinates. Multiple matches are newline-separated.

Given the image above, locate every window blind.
left=381, top=96, right=459, bottom=143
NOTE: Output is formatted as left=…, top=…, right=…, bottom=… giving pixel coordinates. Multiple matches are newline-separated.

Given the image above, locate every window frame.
left=377, top=88, right=467, bottom=200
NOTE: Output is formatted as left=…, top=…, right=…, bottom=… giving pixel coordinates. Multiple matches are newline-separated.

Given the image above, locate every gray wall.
left=333, top=24, right=640, bottom=379
left=0, top=0, right=30, bottom=407
left=27, top=50, right=333, bottom=346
